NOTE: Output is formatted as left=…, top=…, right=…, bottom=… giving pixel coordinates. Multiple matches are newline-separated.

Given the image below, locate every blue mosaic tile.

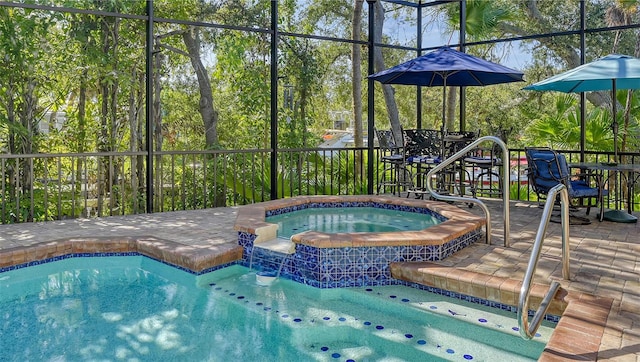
left=402, top=281, right=560, bottom=324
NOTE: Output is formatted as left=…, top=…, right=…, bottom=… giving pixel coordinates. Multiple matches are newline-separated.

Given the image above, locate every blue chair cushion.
left=528, top=149, right=607, bottom=198
left=570, top=179, right=608, bottom=197
left=464, top=156, right=500, bottom=165
left=408, top=155, right=441, bottom=164
left=382, top=154, right=404, bottom=162
left=570, top=180, right=600, bottom=197
left=528, top=150, right=565, bottom=194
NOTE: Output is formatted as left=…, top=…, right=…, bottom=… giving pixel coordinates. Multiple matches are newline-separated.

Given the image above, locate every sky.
left=381, top=5, right=533, bottom=71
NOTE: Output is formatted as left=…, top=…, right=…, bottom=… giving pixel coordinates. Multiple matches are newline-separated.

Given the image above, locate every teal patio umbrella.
left=524, top=54, right=640, bottom=223
left=523, top=54, right=640, bottom=161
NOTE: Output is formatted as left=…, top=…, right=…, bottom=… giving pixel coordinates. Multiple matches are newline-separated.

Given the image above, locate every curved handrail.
left=425, top=136, right=510, bottom=247
left=517, top=183, right=571, bottom=340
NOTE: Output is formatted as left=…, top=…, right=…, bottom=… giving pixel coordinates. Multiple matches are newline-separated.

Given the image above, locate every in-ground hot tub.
left=234, top=195, right=486, bottom=288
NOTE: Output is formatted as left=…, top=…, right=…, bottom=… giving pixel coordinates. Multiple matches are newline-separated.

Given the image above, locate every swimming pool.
left=0, top=256, right=553, bottom=361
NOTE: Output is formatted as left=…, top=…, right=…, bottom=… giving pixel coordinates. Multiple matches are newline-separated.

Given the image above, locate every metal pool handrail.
left=517, top=183, right=571, bottom=340
left=425, top=136, right=510, bottom=247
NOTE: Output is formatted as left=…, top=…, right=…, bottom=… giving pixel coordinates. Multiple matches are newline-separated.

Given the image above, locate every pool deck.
left=0, top=199, right=638, bottom=361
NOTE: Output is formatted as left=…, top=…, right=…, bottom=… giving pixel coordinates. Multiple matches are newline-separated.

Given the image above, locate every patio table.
left=569, top=162, right=640, bottom=223
left=405, top=155, right=441, bottom=198
left=404, top=130, right=477, bottom=201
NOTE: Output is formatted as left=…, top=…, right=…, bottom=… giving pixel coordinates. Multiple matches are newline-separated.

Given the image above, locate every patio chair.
left=439, top=130, right=478, bottom=200
left=403, top=128, right=442, bottom=160
left=464, top=135, right=504, bottom=198
left=403, top=129, right=442, bottom=199
left=525, top=147, right=607, bottom=223
left=375, top=128, right=413, bottom=196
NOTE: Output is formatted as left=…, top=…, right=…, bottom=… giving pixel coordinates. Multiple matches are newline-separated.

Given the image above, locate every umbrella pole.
left=612, top=79, right=618, bottom=162
left=602, top=79, right=636, bottom=223
left=612, top=81, right=619, bottom=211
left=441, top=75, right=447, bottom=159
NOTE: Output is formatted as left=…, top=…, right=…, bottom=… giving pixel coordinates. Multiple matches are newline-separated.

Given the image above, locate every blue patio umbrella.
left=523, top=54, right=640, bottom=160
left=369, top=47, right=524, bottom=135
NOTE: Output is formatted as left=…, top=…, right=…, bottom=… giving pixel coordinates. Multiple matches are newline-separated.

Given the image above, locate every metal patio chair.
left=375, top=128, right=413, bottom=196
left=525, top=147, right=607, bottom=223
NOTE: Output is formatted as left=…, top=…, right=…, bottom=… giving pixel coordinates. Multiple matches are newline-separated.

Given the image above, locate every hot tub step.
left=254, top=238, right=296, bottom=254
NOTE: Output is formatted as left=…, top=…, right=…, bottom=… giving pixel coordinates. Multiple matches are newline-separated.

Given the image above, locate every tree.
left=352, top=0, right=365, bottom=151
left=606, top=0, right=640, bottom=156
left=442, top=0, right=515, bottom=133
left=182, top=27, right=219, bottom=148
left=0, top=7, right=65, bottom=220
left=501, top=1, right=615, bottom=122
left=521, top=94, right=613, bottom=151
left=373, top=1, right=402, bottom=144
left=514, top=0, right=640, bottom=155
left=154, top=0, right=222, bottom=150
left=155, top=26, right=219, bottom=150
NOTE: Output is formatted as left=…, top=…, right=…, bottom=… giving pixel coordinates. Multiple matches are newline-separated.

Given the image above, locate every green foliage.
left=521, top=89, right=640, bottom=154
left=445, top=0, right=515, bottom=40
left=212, top=31, right=271, bottom=149
left=0, top=187, right=90, bottom=223
left=510, top=183, right=536, bottom=202
left=2, top=0, right=640, bottom=224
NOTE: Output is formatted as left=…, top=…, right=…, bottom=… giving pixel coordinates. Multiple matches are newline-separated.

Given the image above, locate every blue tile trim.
left=0, top=252, right=237, bottom=276
left=399, top=280, right=561, bottom=324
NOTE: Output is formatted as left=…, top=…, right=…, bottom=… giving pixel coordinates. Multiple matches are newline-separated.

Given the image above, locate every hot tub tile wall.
left=238, top=231, right=257, bottom=265
left=238, top=227, right=483, bottom=288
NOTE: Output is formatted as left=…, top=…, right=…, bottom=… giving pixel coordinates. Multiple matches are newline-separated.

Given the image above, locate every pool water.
left=0, top=257, right=553, bottom=361
left=266, top=207, right=442, bottom=238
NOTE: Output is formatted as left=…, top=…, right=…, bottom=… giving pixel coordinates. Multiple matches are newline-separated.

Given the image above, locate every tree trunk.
left=128, top=67, right=139, bottom=212
left=19, top=79, right=37, bottom=221
left=351, top=0, right=364, bottom=181
left=137, top=72, right=146, bottom=214
left=373, top=2, right=402, bottom=144
left=445, top=86, right=457, bottom=132
left=153, top=38, right=164, bottom=152
left=352, top=0, right=364, bottom=149
left=76, top=69, right=87, bottom=216
left=182, top=27, right=219, bottom=148
left=97, top=17, right=121, bottom=216
left=128, top=68, right=146, bottom=213
left=98, top=71, right=108, bottom=216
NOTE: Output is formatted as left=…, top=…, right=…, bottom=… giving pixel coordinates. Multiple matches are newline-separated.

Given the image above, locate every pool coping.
left=0, top=236, right=243, bottom=274
left=233, top=195, right=487, bottom=248
left=391, top=261, right=613, bottom=361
